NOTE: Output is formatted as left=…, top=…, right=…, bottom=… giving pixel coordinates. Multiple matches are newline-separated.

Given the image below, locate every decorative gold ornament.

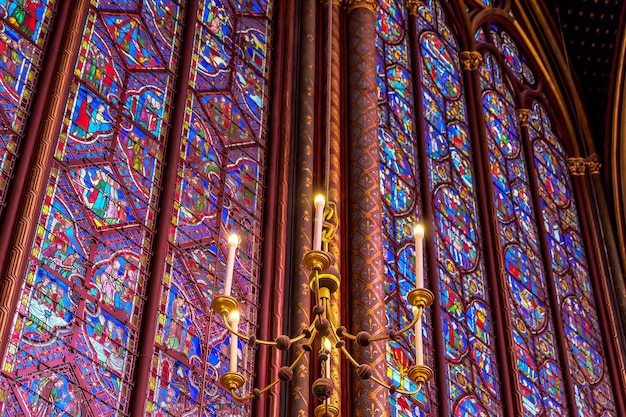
left=407, top=365, right=434, bottom=385
left=220, top=372, right=245, bottom=391
left=314, top=403, right=341, bottom=417
left=568, top=155, right=601, bottom=176
left=407, top=0, right=421, bottom=16
left=517, top=109, right=532, bottom=127
left=303, top=250, right=334, bottom=272
left=460, top=51, right=484, bottom=71
left=407, top=288, right=435, bottom=309
left=343, top=0, right=379, bottom=14
left=211, top=295, right=239, bottom=317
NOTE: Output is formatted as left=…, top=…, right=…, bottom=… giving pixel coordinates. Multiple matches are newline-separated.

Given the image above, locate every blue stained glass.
left=479, top=47, right=571, bottom=414
left=528, top=101, right=617, bottom=415
left=0, top=2, right=184, bottom=415
left=0, top=1, right=56, bottom=212
left=148, top=1, right=274, bottom=415
left=378, top=0, right=433, bottom=414
left=418, top=1, right=502, bottom=414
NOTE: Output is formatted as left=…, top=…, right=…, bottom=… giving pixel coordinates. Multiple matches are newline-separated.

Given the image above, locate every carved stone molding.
left=344, top=0, right=379, bottom=14
left=517, top=109, right=532, bottom=127
left=407, top=0, right=421, bottom=16
left=460, top=51, right=484, bottom=71
left=567, top=154, right=602, bottom=176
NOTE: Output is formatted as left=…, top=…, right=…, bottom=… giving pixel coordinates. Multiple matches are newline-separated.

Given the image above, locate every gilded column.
left=288, top=0, right=317, bottom=414
left=345, top=1, right=389, bottom=416
left=0, top=0, right=90, bottom=358
left=322, top=0, right=344, bottom=413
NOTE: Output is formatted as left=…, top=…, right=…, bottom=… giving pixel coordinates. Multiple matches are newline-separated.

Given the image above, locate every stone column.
left=345, top=1, right=389, bottom=415
left=287, top=0, right=317, bottom=414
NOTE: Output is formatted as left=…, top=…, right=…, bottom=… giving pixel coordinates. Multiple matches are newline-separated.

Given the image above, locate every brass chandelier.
left=211, top=195, right=434, bottom=417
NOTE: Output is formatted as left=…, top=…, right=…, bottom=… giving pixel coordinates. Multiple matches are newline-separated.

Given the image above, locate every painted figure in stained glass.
left=199, top=3, right=231, bottom=75
left=30, top=372, right=65, bottom=416
left=163, top=290, right=201, bottom=360
left=104, top=16, right=159, bottom=67
left=156, top=361, right=199, bottom=415
left=4, top=0, right=42, bottom=39
left=69, top=166, right=131, bottom=227
left=70, top=88, right=113, bottom=140
left=40, top=204, right=84, bottom=277
left=85, top=309, right=126, bottom=374
left=25, top=272, right=74, bottom=341
left=126, top=88, right=163, bottom=135
left=123, top=128, right=157, bottom=190
left=91, top=254, right=138, bottom=319
left=0, top=26, right=35, bottom=125
left=79, top=36, right=122, bottom=103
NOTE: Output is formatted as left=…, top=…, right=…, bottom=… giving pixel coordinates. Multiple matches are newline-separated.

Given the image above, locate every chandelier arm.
left=221, top=314, right=277, bottom=346
left=393, top=384, right=426, bottom=396
left=338, top=345, right=361, bottom=368
left=226, top=336, right=312, bottom=402
left=326, top=308, right=357, bottom=341
left=368, top=307, right=423, bottom=343
left=221, top=314, right=317, bottom=346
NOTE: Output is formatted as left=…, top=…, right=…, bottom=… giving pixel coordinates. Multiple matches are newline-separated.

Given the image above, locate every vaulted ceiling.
left=541, top=0, right=626, bottom=158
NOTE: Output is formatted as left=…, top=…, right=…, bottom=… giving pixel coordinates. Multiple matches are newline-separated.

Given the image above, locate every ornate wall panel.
left=528, top=101, right=617, bottom=416
left=0, top=0, right=56, bottom=211
left=415, top=0, right=503, bottom=414
left=479, top=50, right=569, bottom=415
left=375, top=0, right=435, bottom=415
left=146, top=1, right=274, bottom=415
left=0, top=0, right=185, bottom=414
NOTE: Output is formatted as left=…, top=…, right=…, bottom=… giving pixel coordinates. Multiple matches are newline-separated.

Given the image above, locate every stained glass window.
left=479, top=49, right=569, bottom=415
left=416, top=0, right=503, bottom=414
left=0, top=0, right=56, bottom=211
left=376, top=0, right=434, bottom=415
left=528, top=101, right=617, bottom=416
left=146, top=0, right=274, bottom=415
left=0, top=1, right=185, bottom=415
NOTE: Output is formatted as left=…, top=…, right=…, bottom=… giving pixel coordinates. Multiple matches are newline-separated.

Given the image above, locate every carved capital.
left=567, top=154, right=602, bottom=176
left=517, top=109, right=532, bottom=127
left=567, top=158, right=587, bottom=176
left=407, top=0, right=420, bottom=16
left=460, top=51, right=483, bottom=71
left=585, top=153, right=602, bottom=174
left=343, top=0, right=379, bottom=14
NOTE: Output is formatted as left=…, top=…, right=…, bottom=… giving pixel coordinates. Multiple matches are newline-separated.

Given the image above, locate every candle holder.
left=211, top=197, right=434, bottom=410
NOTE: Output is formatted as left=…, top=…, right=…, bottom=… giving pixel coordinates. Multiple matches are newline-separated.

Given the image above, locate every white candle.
left=413, top=307, right=423, bottom=366
left=313, top=195, right=325, bottom=251
left=223, top=234, right=238, bottom=296
left=414, top=224, right=424, bottom=289
left=323, top=337, right=332, bottom=379
left=229, top=311, right=240, bottom=373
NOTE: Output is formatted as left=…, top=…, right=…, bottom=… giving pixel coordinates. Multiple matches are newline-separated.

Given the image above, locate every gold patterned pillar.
left=321, top=0, right=344, bottom=413
left=287, top=0, right=317, bottom=414
left=345, top=1, right=389, bottom=415
left=0, top=0, right=90, bottom=358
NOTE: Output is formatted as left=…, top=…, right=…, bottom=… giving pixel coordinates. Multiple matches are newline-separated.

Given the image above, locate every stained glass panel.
left=528, top=102, right=617, bottom=416
left=479, top=50, right=569, bottom=415
left=0, top=0, right=56, bottom=212
left=377, top=0, right=435, bottom=414
left=146, top=0, right=274, bottom=415
left=416, top=0, right=503, bottom=414
left=0, top=1, right=184, bottom=415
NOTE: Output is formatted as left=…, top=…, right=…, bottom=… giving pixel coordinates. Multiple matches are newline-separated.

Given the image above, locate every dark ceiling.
left=540, top=0, right=626, bottom=157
